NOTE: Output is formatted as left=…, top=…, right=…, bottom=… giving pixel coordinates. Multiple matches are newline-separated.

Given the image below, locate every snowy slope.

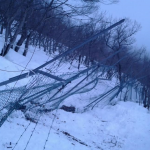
left=0, top=101, right=150, bottom=150
left=0, top=45, right=150, bottom=150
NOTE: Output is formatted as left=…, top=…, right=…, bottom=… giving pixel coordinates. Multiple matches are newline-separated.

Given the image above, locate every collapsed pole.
left=0, top=19, right=125, bottom=87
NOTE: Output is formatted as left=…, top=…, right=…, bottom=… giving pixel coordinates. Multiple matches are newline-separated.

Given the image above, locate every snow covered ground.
left=0, top=44, right=150, bottom=150
left=0, top=101, right=150, bottom=150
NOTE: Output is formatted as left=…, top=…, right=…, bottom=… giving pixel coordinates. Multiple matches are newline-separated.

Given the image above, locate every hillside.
left=0, top=47, right=150, bottom=150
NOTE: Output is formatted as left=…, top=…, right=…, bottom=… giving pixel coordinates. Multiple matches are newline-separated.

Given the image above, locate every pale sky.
left=99, top=0, right=150, bottom=50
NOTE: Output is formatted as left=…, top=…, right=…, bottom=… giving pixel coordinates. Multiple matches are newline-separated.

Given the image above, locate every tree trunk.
left=2, top=11, right=27, bottom=56
left=0, top=23, right=10, bottom=56
left=15, top=24, right=27, bottom=52
left=23, top=33, right=31, bottom=56
left=15, top=34, right=27, bottom=52
left=0, top=24, right=4, bottom=34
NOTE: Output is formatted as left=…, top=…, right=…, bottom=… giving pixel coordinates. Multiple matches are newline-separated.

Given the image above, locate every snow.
left=0, top=36, right=150, bottom=150
left=0, top=101, right=150, bottom=150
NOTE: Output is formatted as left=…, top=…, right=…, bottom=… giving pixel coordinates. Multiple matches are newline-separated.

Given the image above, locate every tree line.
left=0, top=0, right=150, bottom=108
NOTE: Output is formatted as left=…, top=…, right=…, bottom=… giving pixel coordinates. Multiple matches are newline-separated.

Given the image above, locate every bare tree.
left=103, top=19, right=141, bottom=83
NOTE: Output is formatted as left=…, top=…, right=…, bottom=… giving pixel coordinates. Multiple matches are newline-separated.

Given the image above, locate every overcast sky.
left=99, top=0, right=150, bottom=50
